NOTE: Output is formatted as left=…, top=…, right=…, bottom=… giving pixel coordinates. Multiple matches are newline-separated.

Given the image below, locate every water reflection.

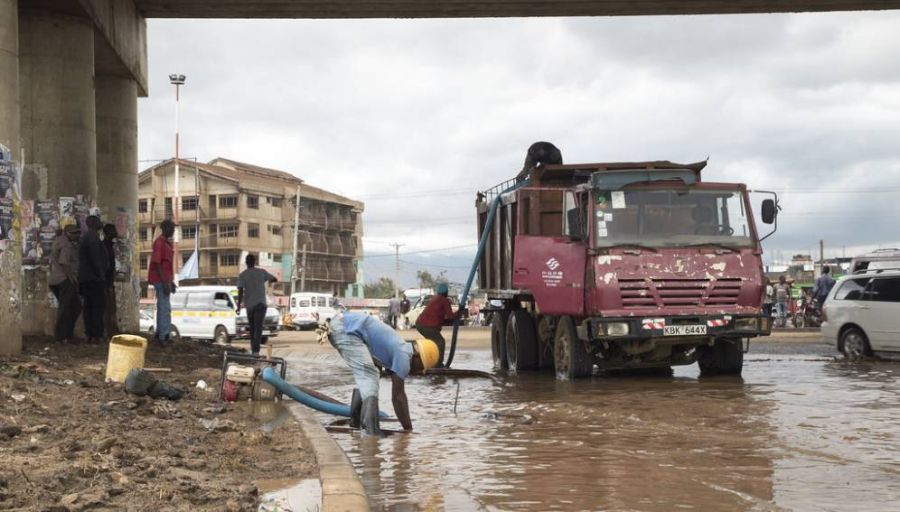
left=291, top=349, right=784, bottom=511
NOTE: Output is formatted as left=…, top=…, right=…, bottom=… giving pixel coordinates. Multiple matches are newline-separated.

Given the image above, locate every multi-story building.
left=138, top=158, right=364, bottom=296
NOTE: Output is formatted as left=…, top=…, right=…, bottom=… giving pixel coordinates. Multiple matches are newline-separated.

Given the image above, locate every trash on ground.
left=124, top=368, right=184, bottom=400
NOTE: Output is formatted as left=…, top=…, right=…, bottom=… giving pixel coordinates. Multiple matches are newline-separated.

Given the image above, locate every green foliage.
left=416, top=270, right=436, bottom=289
left=364, top=277, right=396, bottom=299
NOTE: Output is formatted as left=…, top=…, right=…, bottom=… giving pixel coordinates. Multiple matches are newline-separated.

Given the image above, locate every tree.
left=364, top=277, right=396, bottom=299
left=416, top=270, right=436, bottom=289
left=417, top=269, right=447, bottom=289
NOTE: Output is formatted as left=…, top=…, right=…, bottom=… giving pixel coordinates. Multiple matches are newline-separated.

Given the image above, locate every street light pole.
left=169, top=73, right=186, bottom=281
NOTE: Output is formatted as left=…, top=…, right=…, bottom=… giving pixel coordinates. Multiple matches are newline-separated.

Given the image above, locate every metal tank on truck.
left=452, top=143, right=780, bottom=379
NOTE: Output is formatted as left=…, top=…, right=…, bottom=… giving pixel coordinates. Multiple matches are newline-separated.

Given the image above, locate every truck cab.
left=477, top=160, right=777, bottom=379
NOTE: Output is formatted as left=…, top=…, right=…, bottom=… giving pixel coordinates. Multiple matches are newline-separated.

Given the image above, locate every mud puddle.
left=286, top=346, right=900, bottom=511
left=257, top=477, right=321, bottom=511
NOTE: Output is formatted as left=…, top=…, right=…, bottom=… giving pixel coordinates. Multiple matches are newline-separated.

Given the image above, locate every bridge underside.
left=134, top=0, right=900, bottom=18
left=1, top=0, right=899, bottom=355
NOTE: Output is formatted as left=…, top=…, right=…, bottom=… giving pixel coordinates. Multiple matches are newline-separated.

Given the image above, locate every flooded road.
left=283, top=334, right=900, bottom=511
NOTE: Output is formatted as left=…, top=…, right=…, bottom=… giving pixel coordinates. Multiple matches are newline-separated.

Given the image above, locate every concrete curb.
left=288, top=404, right=371, bottom=512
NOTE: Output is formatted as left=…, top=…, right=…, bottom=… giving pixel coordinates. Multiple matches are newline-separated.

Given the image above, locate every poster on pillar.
left=59, top=197, right=76, bottom=228
left=113, top=207, right=133, bottom=281
left=0, top=161, right=17, bottom=200
left=0, top=199, right=13, bottom=249
left=0, top=161, right=21, bottom=253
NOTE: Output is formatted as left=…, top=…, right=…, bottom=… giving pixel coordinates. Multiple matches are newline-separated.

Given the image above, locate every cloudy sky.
left=137, top=12, right=900, bottom=287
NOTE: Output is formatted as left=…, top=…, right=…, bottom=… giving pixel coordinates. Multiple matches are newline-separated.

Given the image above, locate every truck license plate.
left=663, top=325, right=707, bottom=336
left=263, top=330, right=272, bottom=336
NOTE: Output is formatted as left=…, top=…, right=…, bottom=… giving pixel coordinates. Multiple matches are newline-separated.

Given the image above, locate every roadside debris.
left=124, top=368, right=184, bottom=400
left=0, top=338, right=315, bottom=510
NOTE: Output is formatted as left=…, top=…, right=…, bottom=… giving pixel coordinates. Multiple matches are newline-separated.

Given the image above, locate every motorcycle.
left=793, top=294, right=822, bottom=328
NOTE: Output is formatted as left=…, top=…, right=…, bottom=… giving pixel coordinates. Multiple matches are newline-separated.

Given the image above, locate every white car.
left=139, top=309, right=155, bottom=337
left=169, top=285, right=280, bottom=344
left=822, top=269, right=900, bottom=357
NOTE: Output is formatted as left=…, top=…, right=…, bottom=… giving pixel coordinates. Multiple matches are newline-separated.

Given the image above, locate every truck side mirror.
left=566, top=208, right=584, bottom=241
left=761, top=199, right=776, bottom=224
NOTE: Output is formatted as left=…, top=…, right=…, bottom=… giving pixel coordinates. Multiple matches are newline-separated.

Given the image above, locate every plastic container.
left=105, top=335, right=148, bottom=383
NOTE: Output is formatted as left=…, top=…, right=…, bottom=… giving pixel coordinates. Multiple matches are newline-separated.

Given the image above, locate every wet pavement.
left=284, top=334, right=900, bottom=511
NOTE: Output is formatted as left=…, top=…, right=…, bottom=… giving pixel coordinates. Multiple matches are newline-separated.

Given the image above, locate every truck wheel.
left=698, top=338, right=743, bottom=376
left=491, top=311, right=510, bottom=371
left=506, top=310, right=538, bottom=372
left=536, top=316, right=556, bottom=371
left=554, top=316, right=593, bottom=380
left=214, top=325, right=230, bottom=345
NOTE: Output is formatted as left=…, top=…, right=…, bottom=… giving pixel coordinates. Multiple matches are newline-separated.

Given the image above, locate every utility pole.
left=390, top=243, right=403, bottom=298
left=300, top=244, right=308, bottom=292
left=819, top=239, right=825, bottom=277
left=290, top=185, right=301, bottom=296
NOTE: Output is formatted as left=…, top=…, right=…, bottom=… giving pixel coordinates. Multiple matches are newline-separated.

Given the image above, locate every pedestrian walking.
left=49, top=225, right=81, bottom=342
left=813, top=265, right=837, bottom=304
left=236, top=254, right=277, bottom=356
left=388, top=296, right=402, bottom=329
left=102, top=223, right=120, bottom=337
left=763, top=280, right=775, bottom=319
left=774, top=275, right=792, bottom=328
left=414, top=282, right=466, bottom=368
left=324, top=311, right=440, bottom=435
left=78, top=216, right=109, bottom=343
left=149, top=219, right=176, bottom=345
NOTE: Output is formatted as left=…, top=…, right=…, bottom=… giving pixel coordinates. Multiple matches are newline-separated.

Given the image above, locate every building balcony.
left=199, top=235, right=241, bottom=250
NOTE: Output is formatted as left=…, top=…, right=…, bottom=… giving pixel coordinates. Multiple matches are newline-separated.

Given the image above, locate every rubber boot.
left=349, top=389, right=362, bottom=429
left=361, top=397, right=382, bottom=436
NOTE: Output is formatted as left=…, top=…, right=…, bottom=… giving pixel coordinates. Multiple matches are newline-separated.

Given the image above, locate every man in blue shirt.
left=328, top=312, right=439, bottom=435
left=813, top=265, right=837, bottom=304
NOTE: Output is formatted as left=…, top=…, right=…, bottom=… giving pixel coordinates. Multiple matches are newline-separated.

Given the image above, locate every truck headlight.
left=734, top=318, right=758, bottom=331
left=605, top=322, right=630, bottom=336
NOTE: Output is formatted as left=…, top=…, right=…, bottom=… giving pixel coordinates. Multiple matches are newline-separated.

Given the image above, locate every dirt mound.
left=0, top=338, right=315, bottom=511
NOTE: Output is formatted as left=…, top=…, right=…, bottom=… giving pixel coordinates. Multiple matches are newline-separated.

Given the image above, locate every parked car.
left=168, top=285, right=280, bottom=344
left=849, top=248, right=900, bottom=273
left=288, top=292, right=337, bottom=329
left=822, top=269, right=900, bottom=357
left=139, top=309, right=155, bottom=337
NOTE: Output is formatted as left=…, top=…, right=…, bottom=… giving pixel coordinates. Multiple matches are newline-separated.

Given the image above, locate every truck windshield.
left=594, top=188, right=754, bottom=248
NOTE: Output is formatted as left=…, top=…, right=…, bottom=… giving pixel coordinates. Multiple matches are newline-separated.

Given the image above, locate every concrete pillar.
left=0, top=0, right=21, bottom=355
left=96, top=75, right=139, bottom=333
left=19, top=11, right=96, bottom=336
left=19, top=12, right=96, bottom=199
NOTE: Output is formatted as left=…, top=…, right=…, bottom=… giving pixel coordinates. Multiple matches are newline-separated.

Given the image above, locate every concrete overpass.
left=1, top=0, right=898, bottom=354
left=134, top=0, right=900, bottom=18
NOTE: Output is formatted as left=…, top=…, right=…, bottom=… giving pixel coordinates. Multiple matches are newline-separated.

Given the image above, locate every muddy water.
left=286, top=345, right=900, bottom=511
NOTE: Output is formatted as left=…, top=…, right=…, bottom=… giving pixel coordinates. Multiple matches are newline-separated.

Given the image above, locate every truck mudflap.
left=581, top=314, right=771, bottom=343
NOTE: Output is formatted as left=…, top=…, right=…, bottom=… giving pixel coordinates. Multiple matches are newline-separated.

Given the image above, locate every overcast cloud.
left=138, top=12, right=900, bottom=287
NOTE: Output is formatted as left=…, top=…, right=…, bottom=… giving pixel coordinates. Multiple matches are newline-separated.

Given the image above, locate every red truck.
left=474, top=158, right=778, bottom=379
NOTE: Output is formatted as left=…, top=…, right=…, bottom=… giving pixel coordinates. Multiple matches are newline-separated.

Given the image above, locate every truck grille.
left=619, top=278, right=741, bottom=308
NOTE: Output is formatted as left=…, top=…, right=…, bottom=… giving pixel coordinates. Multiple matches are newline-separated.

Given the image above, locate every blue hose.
left=261, top=367, right=387, bottom=418
left=446, top=179, right=529, bottom=368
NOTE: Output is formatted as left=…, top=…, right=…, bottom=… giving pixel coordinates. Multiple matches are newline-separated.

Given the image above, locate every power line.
left=357, top=189, right=473, bottom=200
left=770, top=187, right=900, bottom=194
left=364, top=243, right=478, bottom=258
left=397, top=258, right=474, bottom=269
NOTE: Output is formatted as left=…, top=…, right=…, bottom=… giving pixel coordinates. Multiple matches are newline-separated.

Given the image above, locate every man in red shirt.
left=414, top=282, right=466, bottom=368
left=149, top=219, right=176, bottom=345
